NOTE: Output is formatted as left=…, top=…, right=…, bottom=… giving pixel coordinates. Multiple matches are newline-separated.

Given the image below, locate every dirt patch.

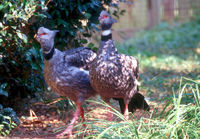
left=7, top=95, right=153, bottom=138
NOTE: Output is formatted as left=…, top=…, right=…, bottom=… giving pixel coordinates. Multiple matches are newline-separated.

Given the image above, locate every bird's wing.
left=64, top=47, right=96, bottom=69
left=118, top=54, right=139, bottom=80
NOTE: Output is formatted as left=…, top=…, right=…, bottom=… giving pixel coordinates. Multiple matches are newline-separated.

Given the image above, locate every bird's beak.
left=54, top=30, right=59, bottom=33
left=34, top=34, right=37, bottom=39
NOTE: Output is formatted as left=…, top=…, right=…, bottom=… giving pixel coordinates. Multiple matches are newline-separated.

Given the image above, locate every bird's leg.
left=124, top=103, right=129, bottom=120
left=107, top=106, right=113, bottom=121
left=103, top=98, right=113, bottom=121
left=80, top=105, right=86, bottom=127
left=56, top=102, right=84, bottom=137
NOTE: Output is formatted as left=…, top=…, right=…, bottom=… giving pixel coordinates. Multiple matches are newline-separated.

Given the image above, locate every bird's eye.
left=39, top=33, right=47, bottom=36
left=102, top=15, right=108, bottom=19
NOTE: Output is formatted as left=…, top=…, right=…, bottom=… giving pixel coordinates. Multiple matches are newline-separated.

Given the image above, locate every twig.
left=0, top=26, right=9, bottom=32
left=47, top=98, right=65, bottom=105
left=45, top=0, right=52, bottom=7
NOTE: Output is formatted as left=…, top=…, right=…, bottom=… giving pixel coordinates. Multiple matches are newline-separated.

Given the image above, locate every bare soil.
left=5, top=91, right=154, bottom=139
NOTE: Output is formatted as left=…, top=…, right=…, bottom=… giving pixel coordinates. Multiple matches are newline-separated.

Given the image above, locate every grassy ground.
left=118, top=19, right=200, bottom=101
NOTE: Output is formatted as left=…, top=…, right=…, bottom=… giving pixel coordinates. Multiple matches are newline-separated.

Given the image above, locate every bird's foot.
left=107, top=107, right=113, bottom=121
left=124, top=104, right=129, bottom=120
left=124, top=114, right=129, bottom=120
left=107, top=114, right=113, bottom=121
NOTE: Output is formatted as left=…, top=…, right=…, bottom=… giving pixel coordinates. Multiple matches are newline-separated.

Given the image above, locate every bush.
left=0, top=104, right=19, bottom=136
left=0, top=0, right=125, bottom=104
left=0, top=0, right=44, bottom=105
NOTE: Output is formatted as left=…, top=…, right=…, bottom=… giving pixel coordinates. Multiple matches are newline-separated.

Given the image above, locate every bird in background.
left=89, top=10, right=149, bottom=120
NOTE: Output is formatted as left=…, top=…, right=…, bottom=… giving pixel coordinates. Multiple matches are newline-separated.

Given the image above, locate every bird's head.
left=98, top=10, right=117, bottom=30
left=35, top=27, right=59, bottom=52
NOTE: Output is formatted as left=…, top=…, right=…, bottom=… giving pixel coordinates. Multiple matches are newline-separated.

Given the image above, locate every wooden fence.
left=114, top=0, right=200, bottom=31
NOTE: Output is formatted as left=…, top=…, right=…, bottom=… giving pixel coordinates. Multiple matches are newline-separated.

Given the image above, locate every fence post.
left=147, top=0, right=161, bottom=29
left=163, top=0, right=174, bottom=21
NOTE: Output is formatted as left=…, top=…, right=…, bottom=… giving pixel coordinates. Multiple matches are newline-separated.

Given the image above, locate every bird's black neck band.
left=101, top=34, right=112, bottom=41
left=43, top=46, right=54, bottom=60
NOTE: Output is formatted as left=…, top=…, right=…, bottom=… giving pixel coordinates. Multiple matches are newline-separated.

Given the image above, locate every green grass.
left=118, top=18, right=200, bottom=100
left=74, top=78, right=200, bottom=139
left=77, top=18, right=200, bottom=138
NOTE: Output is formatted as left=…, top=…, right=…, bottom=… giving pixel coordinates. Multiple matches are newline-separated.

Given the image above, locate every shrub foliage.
left=0, top=0, right=124, bottom=104
left=0, top=104, right=19, bottom=136
left=0, top=0, right=44, bottom=103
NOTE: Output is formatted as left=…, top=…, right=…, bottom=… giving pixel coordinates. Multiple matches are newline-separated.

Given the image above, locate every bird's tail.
left=113, top=92, right=150, bottom=114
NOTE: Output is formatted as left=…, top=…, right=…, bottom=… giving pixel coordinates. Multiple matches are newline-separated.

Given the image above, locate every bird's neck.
left=42, top=42, right=55, bottom=60
left=43, top=46, right=55, bottom=60
left=99, top=29, right=118, bottom=55
left=101, top=29, right=112, bottom=41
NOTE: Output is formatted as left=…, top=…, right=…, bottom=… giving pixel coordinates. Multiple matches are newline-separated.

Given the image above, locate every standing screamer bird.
left=35, top=27, right=97, bottom=137
left=89, top=11, right=149, bottom=120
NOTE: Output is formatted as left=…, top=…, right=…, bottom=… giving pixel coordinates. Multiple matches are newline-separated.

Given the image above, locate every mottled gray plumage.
left=36, top=27, right=96, bottom=102
left=36, top=27, right=96, bottom=136
left=89, top=11, right=149, bottom=119
left=91, top=41, right=139, bottom=101
left=43, top=48, right=96, bottom=101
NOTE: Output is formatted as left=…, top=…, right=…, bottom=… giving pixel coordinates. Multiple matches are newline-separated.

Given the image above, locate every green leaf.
left=65, top=10, right=69, bottom=16
left=88, top=42, right=94, bottom=48
left=84, top=12, right=91, bottom=19
left=57, top=19, right=69, bottom=28
left=83, top=33, right=91, bottom=37
left=16, top=32, right=27, bottom=43
left=80, top=39, right=88, bottom=44
left=5, top=14, right=13, bottom=20
left=0, top=5, right=4, bottom=10
left=0, top=89, right=8, bottom=97
left=120, top=9, right=126, bottom=15
left=31, top=63, right=39, bottom=70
